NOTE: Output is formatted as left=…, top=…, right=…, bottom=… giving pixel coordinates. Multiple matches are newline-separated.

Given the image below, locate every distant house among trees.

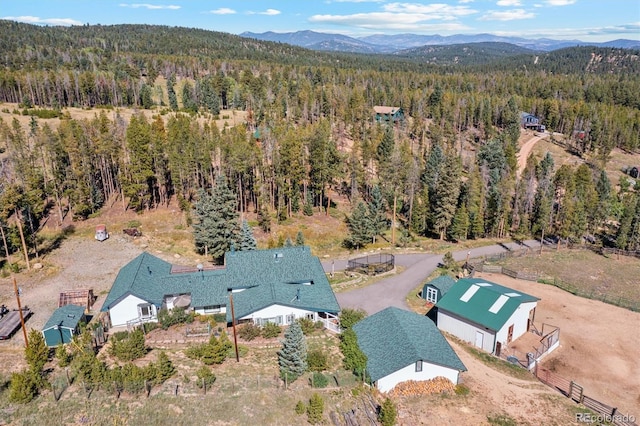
left=374, top=106, right=404, bottom=125
left=520, top=112, right=545, bottom=132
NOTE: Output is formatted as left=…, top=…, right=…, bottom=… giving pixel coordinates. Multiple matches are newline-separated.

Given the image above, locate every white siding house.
left=108, top=294, right=157, bottom=327
left=353, top=307, right=466, bottom=393
left=101, top=247, right=341, bottom=330
left=435, top=278, right=539, bottom=355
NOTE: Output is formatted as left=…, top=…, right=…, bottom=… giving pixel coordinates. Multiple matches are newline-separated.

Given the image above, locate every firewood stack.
left=388, top=377, right=455, bottom=397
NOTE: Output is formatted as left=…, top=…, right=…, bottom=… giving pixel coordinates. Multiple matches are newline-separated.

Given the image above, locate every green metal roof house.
left=435, top=278, right=539, bottom=356
left=353, top=307, right=466, bottom=393
left=42, top=304, right=86, bottom=347
left=374, top=106, right=404, bottom=125
left=421, top=275, right=457, bottom=304
left=101, top=247, right=340, bottom=331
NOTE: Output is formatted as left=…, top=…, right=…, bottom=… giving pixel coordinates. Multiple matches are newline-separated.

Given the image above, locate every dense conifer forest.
left=0, top=21, right=638, bottom=264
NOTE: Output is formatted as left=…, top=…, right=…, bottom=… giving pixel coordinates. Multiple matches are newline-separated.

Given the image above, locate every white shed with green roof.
left=352, top=307, right=466, bottom=393
left=435, top=278, right=539, bottom=355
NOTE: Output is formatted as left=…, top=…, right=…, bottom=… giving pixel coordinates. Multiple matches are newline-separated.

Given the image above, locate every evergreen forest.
left=0, top=21, right=639, bottom=265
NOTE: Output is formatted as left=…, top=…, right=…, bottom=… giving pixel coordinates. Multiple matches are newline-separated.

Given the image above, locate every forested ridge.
left=0, top=21, right=638, bottom=266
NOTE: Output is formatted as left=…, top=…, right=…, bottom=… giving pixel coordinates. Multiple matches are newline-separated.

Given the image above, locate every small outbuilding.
left=374, top=106, right=404, bottom=125
left=420, top=275, right=456, bottom=304
left=42, top=304, right=86, bottom=347
left=436, top=278, right=539, bottom=356
left=352, top=307, right=466, bottom=393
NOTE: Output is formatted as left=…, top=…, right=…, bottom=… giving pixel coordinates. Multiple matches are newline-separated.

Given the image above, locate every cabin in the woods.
left=374, top=106, right=405, bottom=125
left=520, top=112, right=545, bottom=132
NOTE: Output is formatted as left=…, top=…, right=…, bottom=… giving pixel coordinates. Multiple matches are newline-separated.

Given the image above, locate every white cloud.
left=119, top=3, right=180, bottom=10
left=260, top=9, right=281, bottom=16
left=479, top=9, right=535, bottom=21
left=310, top=2, right=477, bottom=31
left=497, top=0, right=522, bottom=6
left=2, top=15, right=83, bottom=26
left=459, top=0, right=474, bottom=3
left=208, top=8, right=236, bottom=15
left=544, top=0, right=577, bottom=5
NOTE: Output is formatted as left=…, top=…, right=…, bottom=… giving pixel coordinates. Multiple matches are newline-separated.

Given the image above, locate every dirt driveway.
left=0, top=235, right=145, bottom=370
left=475, top=272, right=640, bottom=418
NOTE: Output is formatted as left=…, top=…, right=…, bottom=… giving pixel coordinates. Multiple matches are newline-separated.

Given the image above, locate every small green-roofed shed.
left=353, top=307, right=466, bottom=385
left=421, top=275, right=456, bottom=302
left=436, top=278, right=539, bottom=332
left=42, top=304, right=86, bottom=347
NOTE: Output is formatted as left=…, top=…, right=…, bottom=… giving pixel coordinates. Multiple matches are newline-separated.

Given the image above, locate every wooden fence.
left=535, top=367, right=637, bottom=426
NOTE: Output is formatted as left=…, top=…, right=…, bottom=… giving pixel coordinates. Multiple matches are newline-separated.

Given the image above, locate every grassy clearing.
left=492, top=248, right=640, bottom=303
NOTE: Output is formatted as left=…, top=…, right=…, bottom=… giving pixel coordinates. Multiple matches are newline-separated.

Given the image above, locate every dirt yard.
left=474, top=272, right=640, bottom=418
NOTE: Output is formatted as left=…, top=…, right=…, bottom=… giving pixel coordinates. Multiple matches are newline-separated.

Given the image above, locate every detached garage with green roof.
left=435, top=278, right=539, bottom=356
left=352, top=307, right=466, bottom=393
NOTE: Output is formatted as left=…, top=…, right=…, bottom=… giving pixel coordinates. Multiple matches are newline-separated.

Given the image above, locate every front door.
left=475, top=331, right=484, bottom=349
left=495, top=341, right=502, bottom=356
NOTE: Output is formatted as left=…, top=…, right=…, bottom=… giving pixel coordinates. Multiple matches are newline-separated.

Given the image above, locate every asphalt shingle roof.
left=422, top=275, right=456, bottom=299
left=101, top=247, right=340, bottom=320
left=43, top=304, right=85, bottom=331
left=353, top=307, right=466, bottom=383
left=435, top=278, right=539, bottom=331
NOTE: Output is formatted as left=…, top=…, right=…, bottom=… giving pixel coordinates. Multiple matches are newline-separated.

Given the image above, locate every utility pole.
left=229, top=292, right=239, bottom=362
left=13, top=277, right=28, bottom=348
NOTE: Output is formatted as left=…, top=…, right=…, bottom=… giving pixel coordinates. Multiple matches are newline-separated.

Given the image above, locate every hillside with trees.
left=0, top=21, right=638, bottom=268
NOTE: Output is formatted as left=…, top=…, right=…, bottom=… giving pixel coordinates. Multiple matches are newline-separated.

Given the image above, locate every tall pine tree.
left=192, top=174, right=239, bottom=263
left=238, top=219, right=257, bottom=251
left=278, top=321, right=307, bottom=383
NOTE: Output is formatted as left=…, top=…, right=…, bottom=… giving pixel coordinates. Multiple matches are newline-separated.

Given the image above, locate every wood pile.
left=388, top=377, right=455, bottom=397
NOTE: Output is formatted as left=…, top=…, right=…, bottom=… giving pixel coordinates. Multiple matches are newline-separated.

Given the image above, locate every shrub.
left=157, top=307, right=194, bottom=330
left=55, top=344, right=72, bottom=367
left=455, top=384, right=470, bottom=395
left=307, top=393, right=324, bottom=424
left=8, top=370, right=38, bottom=403
left=297, top=317, right=315, bottom=335
left=154, top=352, right=176, bottom=383
left=109, top=329, right=147, bottom=361
left=295, top=400, right=306, bottom=415
left=262, top=322, right=281, bottom=339
left=195, top=366, right=216, bottom=389
left=185, top=332, right=232, bottom=365
left=307, top=349, right=328, bottom=372
left=379, top=398, right=398, bottom=426
left=238, top=323, right=261, bottom=341
left=310, top=372, right=328, bottom=388
left=339, top=308, right=367, bottom=330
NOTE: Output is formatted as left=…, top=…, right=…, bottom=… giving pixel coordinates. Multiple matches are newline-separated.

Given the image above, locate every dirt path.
left=475, top=272, right=640, bottom=418
left=517, top=131, right=547, bottom=178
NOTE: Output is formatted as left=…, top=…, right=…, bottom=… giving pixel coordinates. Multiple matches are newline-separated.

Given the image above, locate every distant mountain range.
left=240, top=30, right=640, bottom=54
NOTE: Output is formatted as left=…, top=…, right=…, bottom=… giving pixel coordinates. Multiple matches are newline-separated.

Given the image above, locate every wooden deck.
left=0, top=309, right=32, bottom=340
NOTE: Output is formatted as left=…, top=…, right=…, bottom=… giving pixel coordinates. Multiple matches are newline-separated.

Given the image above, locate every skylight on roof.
left=489, top=295, right=510, bottom=314
left=505, top=292, right=521, bottom=297
left=476, top=282, right=492, bottom=287
left=460, top=285, right=480, bottom=302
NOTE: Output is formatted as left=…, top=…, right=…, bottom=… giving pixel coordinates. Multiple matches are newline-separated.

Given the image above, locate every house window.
left=203, top=305, right=221, bottom=314
left=306, top=313, right=316, bottom=321
left=286, top=314, right=295, bottom=324
left=415, top=360, right=423, bottom=372
left=138, top=304, right=153, bottom=318
left=426, top=287, right=438, bottom=303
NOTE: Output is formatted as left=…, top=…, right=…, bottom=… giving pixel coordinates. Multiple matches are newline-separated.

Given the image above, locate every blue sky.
left=1, top=1, right=638, bottom=42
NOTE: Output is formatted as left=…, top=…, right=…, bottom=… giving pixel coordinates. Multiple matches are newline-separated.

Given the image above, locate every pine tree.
left=238, top=219, right=257, bottom=251
left=449, top=204, right=469, bottom=241
left=379, top=398, right=398, bottom=426
left=431, top=153, right=461, bottom=240
left=346, top=201, right=373, bottom=249
left=25, top=329, right=48, bottom=374
left=154, top=351, right=176, bottom=383
left=192, top=175, right=240, bottom=263
left=307, top=393, right=325, bottom=425
left=278, top=321, right=307, bottom=383
left=339, top=328, right=367, bottom=378
left=368, top=185, right=387, bottom=243
left=295, top=230, right=305, bottom=246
